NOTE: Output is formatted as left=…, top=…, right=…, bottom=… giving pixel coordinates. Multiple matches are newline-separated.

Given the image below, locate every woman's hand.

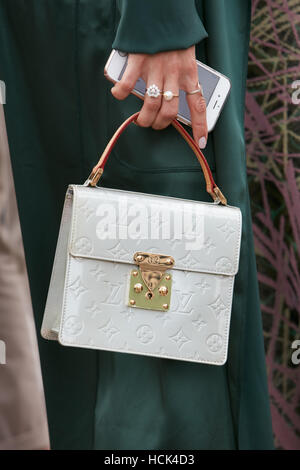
left=111, top=46, right=207, bottom=149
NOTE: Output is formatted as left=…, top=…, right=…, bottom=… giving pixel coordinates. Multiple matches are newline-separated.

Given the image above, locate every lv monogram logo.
left=175, top=290, right=194, bottom=314
left=103, top=282, right=122, bottom=305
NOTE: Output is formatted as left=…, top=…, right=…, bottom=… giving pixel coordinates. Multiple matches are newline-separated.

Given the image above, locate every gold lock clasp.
left=128, top=252, right=174, bottom=311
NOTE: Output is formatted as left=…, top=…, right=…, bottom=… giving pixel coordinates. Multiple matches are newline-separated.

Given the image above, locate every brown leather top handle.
left=86, top=112, right=227, bottom=205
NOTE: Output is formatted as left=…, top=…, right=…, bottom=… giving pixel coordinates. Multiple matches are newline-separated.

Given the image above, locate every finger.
left=186, top=90, right=208, bottom=149
left=111, top=55, right=143, bottom=100
left=152, top=75, right=179, bottom=130
left=180, top=56, right=208, bottom=148
left=136, top=75, right=163, bottom=127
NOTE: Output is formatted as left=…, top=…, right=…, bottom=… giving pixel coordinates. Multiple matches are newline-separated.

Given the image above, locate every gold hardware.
left=133, top=252, right=175, bottom=293
left=145, top=291, right=153, bottom=300
left=213, top=186, right=227, bottom=206
left=127, top=252, right=174, bottom=311
left=134, top=283, right=143, bottom=293
left=87, top=167, right=103, bottom=187
left=158, top=286, right=168, bottom=296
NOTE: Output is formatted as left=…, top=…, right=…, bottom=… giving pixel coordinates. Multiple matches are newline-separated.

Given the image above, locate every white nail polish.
left=198, top=137, right=206, bottom=149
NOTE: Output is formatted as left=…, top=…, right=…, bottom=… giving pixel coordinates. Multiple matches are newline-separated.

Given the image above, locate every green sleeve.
left=112, top=0, right=208, bottom=54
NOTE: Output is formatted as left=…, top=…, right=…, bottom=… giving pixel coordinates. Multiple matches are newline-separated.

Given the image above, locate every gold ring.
left=186, top=83, right=203, bottom=96
left=162, top=90, right=179, bottom=101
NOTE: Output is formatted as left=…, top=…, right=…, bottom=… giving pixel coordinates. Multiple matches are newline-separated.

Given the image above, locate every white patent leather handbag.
left=41, top=112, right=242, bottom=365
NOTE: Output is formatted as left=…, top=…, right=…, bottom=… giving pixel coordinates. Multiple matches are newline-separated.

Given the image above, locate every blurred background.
left=246, top=0, right=300, bottom=450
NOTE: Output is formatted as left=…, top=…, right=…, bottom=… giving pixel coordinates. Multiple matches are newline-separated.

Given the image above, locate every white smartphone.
left=104, top=49, right=231, bottom=132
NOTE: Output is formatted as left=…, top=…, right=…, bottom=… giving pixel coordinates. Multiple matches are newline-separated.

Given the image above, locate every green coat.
left=0, top=0, right=274, bottom=449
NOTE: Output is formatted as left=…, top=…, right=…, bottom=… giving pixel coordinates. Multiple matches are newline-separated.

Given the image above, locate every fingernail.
left=198, top=137, right=206, bottom=149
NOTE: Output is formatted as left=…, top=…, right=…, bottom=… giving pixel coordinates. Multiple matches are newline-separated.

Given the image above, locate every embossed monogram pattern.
left=170, top=328, right=191, bottom=350
left=61, top=255, right=234, bottom=362
left=42, top=185, right=242, bottom=365
left=98, top=318, right=120, bottom=342
left=136, top=325, right=155, bottom=344
left=208, top=295, right=228, bottom=319
left=217, top=221, right=237, bottom=241
left=69, top=186, right=241, bottom=276
left=64, top=316, right=84, bottom=336
left=206, top=334, right=224, bottom=353
left=68, top=276, right=88, bottom=299
left=73, top=237, right=93, bottom=255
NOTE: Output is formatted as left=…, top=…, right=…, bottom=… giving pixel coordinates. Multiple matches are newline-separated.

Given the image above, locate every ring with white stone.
left=146, top=84, right=161, bottom=98
left=162, top=90, right=179, bottom=101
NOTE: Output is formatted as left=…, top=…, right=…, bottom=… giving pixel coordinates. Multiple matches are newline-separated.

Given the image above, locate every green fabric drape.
left=112, top=0, right=208, bottom=53
left=0, top=0, right=273, bottom=449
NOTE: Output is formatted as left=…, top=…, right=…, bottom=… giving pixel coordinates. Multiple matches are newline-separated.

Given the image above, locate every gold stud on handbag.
left=41, top=112, right=242, bottom=365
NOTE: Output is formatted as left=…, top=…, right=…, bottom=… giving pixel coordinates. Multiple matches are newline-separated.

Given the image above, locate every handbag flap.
left=68, top=185, right=242, bottom=276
